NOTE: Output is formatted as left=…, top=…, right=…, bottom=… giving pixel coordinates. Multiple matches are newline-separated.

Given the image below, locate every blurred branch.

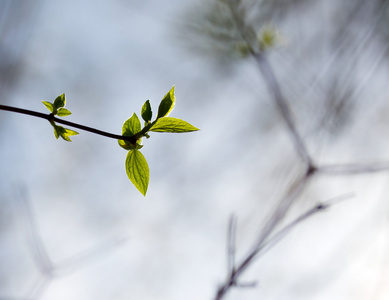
left=7, top=187, right=129, bottom=300
left=258, top=193, right=353, bottom=258
left=253, top=53, right=314, bottom=166
left=199, top=1, right=389, bottom=299
left=215, top=192, right=353, bottom=300
left=17, top=188, right=55, bottom=276
left=319, top=163, right=389, bottom=175
left=227, top=215, right=237, bottom=280
left=198, top=1, right=314, bottom=165
left=215, top=172, right=310, bottom=299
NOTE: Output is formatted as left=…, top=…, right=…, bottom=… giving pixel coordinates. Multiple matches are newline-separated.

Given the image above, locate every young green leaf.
left=156, top=86, right=175, bottom=119
left=64, top=128, right=79, bottom=136
left=141, top=100, right=152, bottom=123
left=122, top=113, right=141, bottom=137
left=53, top=124, right=60, bottom=139
left=125, top=149, right=149, bottom=196
left=53, top=93, right=66, bottom=109
left=42, top=101, right=54, bottom=113
left=150, top=117, right=199, bottom=133
left=56, top=107, right=72, bottom=117
left=52, top=124, right=79, bottom=141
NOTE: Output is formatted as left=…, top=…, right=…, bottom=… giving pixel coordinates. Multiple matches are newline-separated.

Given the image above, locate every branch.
left=318, top=163, right=389, bottom=175
left=0, top=104, right=137, bottom=142
left=233, top=172, right=310, bottom=281
left=253, top=53, right=313, bottom=166
left=227, top=215, right=237, bottom=280
left=12, top=186, right=129, bottom=300
left=258, top=193, right=353, bottom=258
left=215, top=172, right=310, bottom=300
left=16, top=187, right=55, bottom=276
left=224, top=1, right=312, bottom=166
left=215, top=192, right=352, bottom=300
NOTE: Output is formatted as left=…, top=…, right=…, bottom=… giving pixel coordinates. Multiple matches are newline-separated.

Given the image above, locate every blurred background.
left=1, top=0, right=389, bottom=299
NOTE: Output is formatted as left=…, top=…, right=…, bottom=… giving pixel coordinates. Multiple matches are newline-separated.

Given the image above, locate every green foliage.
left=56, top=107, right=72, bottom=117
left=42, top=101, right=54, bottom=113
left=52, top=124, right=79, bottom=141
left=42, top=87, right=198, bottom=196
left=157, top=86, right=175, bottom=119
left=119, top=86, right=199, bottom=196
left=53, top=93, right=66, bottom=109
left=141, top=100, right=152, bottom=123
left=125, top=149, right=149, bottom=196
left=42, top=93, right=79, bottom=141
left=122, top=113, right=142, bottom=137
left=150, top=117, right=199, bottom=133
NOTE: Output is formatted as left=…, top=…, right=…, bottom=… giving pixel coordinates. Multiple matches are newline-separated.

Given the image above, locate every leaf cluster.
left=41, top=87, right=198, bottom=196
left=118, top=86, right=199, bottom=196
left=42, top=94, right=79, bottom=141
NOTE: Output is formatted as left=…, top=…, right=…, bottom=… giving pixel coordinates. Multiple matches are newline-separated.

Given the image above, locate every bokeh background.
left=2, top=0, right=389, bottom=299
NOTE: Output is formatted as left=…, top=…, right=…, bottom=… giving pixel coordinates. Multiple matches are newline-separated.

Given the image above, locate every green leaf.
left=150, top=117, right=199, bottom=133
left=42, top=101, right=54, bottom=113
left=53, top=124, right=60, bottom=139
left=125, top=149, right=149, bottom=196
left=56, top=107, right=72, bottom=117
left=53, top=93, right=66, bottom=109
left=141, top=100, right=152, bottom=123
left=64, top=128, right=79, bottom=136
left=157, top=86, right=175, bottom=119
left=122, top=113, right=141, bottom=137
left=52, top=124, right=78, bottom=141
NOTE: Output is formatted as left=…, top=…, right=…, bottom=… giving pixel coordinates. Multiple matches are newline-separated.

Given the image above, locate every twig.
left=0, top=104, right=136, bottom=142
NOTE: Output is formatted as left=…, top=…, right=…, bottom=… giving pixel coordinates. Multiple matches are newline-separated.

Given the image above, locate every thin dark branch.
left=0, top=104, right=136, bottom=142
